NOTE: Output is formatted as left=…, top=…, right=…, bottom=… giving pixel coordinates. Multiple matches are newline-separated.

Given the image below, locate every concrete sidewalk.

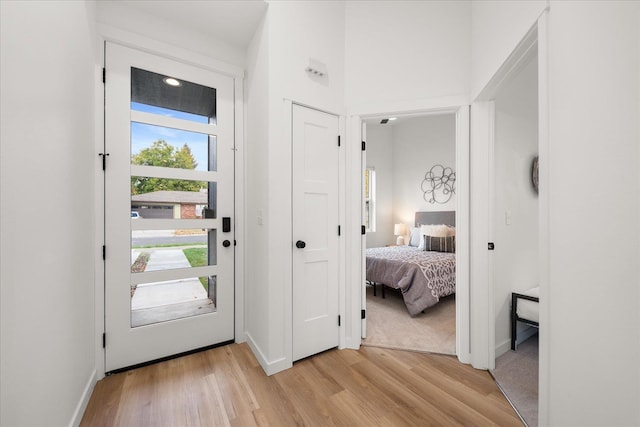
left=131, top=249, right=208, bottom=310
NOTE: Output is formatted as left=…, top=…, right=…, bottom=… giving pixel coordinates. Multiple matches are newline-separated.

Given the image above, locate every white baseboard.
left=69, top=369, right=97, bottom=427
left=245, top=332, right=292, bottom=376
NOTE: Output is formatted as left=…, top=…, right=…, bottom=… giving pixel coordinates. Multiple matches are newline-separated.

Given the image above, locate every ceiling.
left=115, top=0, right=268, bottom=48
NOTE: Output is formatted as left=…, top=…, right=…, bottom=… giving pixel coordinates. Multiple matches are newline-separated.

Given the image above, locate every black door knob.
left=296, top=240, right=306, bottom=249
left=223, top=240, right=231, bottom=247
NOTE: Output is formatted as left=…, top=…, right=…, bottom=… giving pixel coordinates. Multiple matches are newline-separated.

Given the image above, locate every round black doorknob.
left=223, top=240, right=231, bottom=247
left=296, top=240, right=306, bottom=249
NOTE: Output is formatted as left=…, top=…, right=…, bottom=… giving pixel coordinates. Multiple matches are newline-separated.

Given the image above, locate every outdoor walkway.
left=131, top=248, right=209, bottom=311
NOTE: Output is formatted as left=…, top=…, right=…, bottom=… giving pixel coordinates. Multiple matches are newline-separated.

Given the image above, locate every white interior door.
left=292, top=105, right=340, bottom=361
left=104, top=42, right=235, bottom=372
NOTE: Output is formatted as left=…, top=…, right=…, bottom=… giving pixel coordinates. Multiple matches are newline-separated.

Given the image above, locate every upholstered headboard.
left=415, top=211, right=456, bottom=227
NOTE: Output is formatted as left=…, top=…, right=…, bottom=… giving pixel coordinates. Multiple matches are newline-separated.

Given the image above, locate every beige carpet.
left=492, top=334, right=539, bottom=427
left=362, top=285, right=456, bottom=355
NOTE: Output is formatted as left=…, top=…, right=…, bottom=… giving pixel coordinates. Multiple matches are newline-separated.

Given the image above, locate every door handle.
left=223, top=240, right=231, bottom=247
left=295, top=240, right=306, bottom=249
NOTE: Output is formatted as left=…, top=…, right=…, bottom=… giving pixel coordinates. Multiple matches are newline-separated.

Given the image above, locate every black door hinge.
left=102, top=333, right=106, bottom=348
left=361, top=225, right=366, bottom=235
left=488, top=242, right=495, bottom=250
left=102, top=245, right=106, bottom=260
left=362, top=140, right=366, bottom=151
left=338, top=135, right=341, bottom=147
left=102, top=68, right=105, bottom=84
left=361, top=309, right=366, bottom=319
left=338, top=225, right=341, bottom=236
left=338, top=315, right=341, bottom=326
left=99, top=153, right=109, bottom=171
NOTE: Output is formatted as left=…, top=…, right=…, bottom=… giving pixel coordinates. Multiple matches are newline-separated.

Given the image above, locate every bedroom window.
left=365, top=167, right=376, bottom=232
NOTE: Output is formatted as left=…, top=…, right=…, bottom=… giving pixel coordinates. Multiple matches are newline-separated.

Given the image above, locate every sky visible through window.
left=131, top=102, right=210, bottom=171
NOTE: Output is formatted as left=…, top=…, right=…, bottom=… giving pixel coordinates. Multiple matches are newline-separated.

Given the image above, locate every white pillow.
left=420, top=224, right=455, bottom=237
left=408, top=227, right=421, bottom=247
left=418, top=224, right=455, bottom=250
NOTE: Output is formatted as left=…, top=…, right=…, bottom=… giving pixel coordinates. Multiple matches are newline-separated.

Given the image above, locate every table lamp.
left=394, top=223, right=407, bottom=245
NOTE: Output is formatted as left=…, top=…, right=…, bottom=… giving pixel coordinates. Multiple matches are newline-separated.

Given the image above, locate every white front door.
left=292, top=105, right=340, bottom=361
left=104, top=43, right=235, bottom=372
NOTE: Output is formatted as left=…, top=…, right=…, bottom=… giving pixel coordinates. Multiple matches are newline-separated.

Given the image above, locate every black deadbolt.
left=296, top=240, right=306, bottom=249
left=223, top=240, right=231, bottom=247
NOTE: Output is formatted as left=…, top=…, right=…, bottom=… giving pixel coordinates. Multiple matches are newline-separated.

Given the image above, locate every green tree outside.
left=131, top=140, right=206, bottom=194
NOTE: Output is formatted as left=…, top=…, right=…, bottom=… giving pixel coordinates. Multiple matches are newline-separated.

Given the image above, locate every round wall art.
left=421, top=164, right=456, bottom=204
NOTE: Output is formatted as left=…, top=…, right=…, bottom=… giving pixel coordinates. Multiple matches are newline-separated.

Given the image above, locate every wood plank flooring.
left=81, top=344, right=522, bottom=426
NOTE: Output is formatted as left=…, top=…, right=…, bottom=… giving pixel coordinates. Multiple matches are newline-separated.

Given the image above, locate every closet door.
left=292, top=105, right=340, bottom=361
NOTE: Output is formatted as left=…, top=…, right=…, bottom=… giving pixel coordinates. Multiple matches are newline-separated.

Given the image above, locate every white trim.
left=234, top=72, right=246, bottom=344
left=338, top=115, right=347, bottom=350
left=469, top=101, right=493, bottom=370
left=131, top=266, right=220, bottom=286
left=130, top=110, right=218, bottom=136
left=455, top=105, right=471, bottom=364
left=97, top=24, right=244, bottom=79
left=246, top=332, right=291, bottom=376
left=130, top=165, right=219, bottom=182
left=536, top=10, right=550, bottom=426
left=68, top=369, right=97, bottom=427
left=94, top=41, right=107, bottom=380
left=131, top=218, right=219, bottom=231
left=347, top=99, right=471, bottom=364
left=345, top=115, right=364, bottom=349
left=283, top=99, right=293, bottom=367
left=487, top=101, right=496, bottom=370
left=349, top=95, right=469, bottom=117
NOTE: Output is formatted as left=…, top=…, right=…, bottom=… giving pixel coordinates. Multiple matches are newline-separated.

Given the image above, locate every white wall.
left=0, top=1, right=97, bottom=426
left=345, top=1, right=470, bottom=111
left=245, top=12, right=271, bottom=366
left=471, top=0, right=547, bottom=100
left=244, top=0, right=346, bottom=374
left=392, top=115, right=457, bottom=228
left=96, top=1, right=246, bottom=68
left=545, top=2, right=639, bottom=425
left=493, top=55, right=539, bottom=357
left=365, top=124, right=393, bottom=248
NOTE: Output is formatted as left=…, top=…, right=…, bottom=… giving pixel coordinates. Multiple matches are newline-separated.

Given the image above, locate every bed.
left=366, top=211, right=456, bottom=316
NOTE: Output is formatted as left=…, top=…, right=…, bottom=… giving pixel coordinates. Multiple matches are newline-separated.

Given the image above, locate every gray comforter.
left=366, top=246, right=456, bottom=316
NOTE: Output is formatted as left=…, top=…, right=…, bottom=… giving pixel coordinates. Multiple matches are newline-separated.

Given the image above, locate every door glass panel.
left=131, top=67, right=217, bottom=125
left=131, top=177, right=216, bottom=219
left=131, top=229, right=216, bottom=273
left=127, top=67, right=222, bottom=329
left=131, top=275, right=217, bottom=328
left=131, top=123, right=217, bottom=172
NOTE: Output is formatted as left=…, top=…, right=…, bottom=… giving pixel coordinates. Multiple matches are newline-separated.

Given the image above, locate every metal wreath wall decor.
left=421, top=165, right=456, bottom=204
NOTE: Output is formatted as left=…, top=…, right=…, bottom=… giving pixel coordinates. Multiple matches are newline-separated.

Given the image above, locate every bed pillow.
left=420, top=224, right=455, bottom=237
left=408, top=227, right=421, bottom=247
left=423, top=235, right=456, bottom=253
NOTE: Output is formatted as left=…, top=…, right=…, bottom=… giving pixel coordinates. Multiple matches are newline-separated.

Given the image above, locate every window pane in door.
left=131, top=229, right=216, bottom=273
left=131, top=67, right=216, bottom=125
left=131, top=177, right=216, bottom=219
left=131, top=123, right=217, bottom=172
left=131, top=275, right=217, bottom=328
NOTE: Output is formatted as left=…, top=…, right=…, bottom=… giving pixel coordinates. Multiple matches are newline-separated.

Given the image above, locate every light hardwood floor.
left=81, top=343, right=522, bottom=426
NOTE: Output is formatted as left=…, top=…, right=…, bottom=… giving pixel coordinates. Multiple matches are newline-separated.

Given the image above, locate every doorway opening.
left=360, top=109, right=466, bottom=357
left=488, top=46, right=540, bottom=427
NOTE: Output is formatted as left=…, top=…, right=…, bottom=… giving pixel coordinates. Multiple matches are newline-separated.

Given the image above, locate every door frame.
left=470, top=11, right=549, bottom=424
left=345, top=98, right=471, bottom=365
left=94, top=25, right=246, bottom=379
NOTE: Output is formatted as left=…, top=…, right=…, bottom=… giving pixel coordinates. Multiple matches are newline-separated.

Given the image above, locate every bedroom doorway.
left=358, top=108, right=469, bottom=358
